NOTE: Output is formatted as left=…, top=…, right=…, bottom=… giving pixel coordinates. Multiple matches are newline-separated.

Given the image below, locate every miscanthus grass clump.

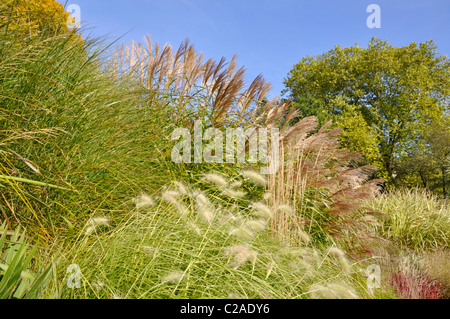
left=366, top=188, right=449, bottom=250
left=52, top=172, right=392, bottom=299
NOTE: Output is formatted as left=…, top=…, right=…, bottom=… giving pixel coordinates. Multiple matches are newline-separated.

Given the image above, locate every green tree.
left=425, top=123, right=450, bottom=198
left=283, top=38, right=450, bottom=185
left=288, top=92, right=330, bottom=127
left=333, top=101, right=382, bottom=169
left=395, top=122, right=450, bottom=197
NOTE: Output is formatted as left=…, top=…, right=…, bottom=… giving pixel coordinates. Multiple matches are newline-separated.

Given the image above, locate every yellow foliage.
left=332, top=99, right=387, bottom=178
left=1, top=0, right=75, bottom=36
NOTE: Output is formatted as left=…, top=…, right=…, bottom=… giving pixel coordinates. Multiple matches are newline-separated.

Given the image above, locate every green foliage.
left=395, top=121, right=450, bottom=197
left=0, top=2, right=445, bottom=300
left=284, top=38, right=450, bottom=186
left=333, top=102, right=384, bottom=175
left=288, top=93, right=330, bottom=127
left=0, top=223, right=54, bottom=298
left=0, top=0, right=73, bottom=36
left=0, top=8, right=177, bottom=239
left=53, top=176, right=390, bottom=299
left=366, top=188, right=450, bottom=250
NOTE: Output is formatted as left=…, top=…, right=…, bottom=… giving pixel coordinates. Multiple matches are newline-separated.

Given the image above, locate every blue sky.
left=60, top=0, right=450, bottom=99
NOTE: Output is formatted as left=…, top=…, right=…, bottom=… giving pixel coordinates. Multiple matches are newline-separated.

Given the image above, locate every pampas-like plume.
left=253, top=103, right=383, bottom=254
left=85, top=216, right=110, bottom=235
left=244, top=219, right=267, bottom=233
left=115, top=37, right=272, bottom=127
left=221, top=188, right=246, bottom=198
left=241, top=170, right=267, bottom=187
left=263, top=192, right=272, bottom=201
left=229, top=181, right=242, bottom=189
left=329, top=247, right=351, bottom=273
left=162, top=190, right=189, bottom=215
left=309, top=282, right=359, bottom=299
left=224, top=244, right=258, bottom=269
left=276, top=205, right=294, bottom=215
left=298, top=230, right=311, bottom=245
left=229, top=226, right=255, bottom=240
left=175, top=181, right=189, bottom=196
left=162, top=270, right=185, bottom=284
left=202, top=173, right=228, bottom=188
left=194, top=191, right=215, bottom=223
left=251, top=202, right=273, bottom=219
left=133, top=193, right=154, bottom=209
left=161, top=190, right=180, bottom=205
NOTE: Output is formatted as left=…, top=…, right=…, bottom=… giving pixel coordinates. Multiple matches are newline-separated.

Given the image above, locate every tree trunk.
left=418, top=170, right=427, bottom=189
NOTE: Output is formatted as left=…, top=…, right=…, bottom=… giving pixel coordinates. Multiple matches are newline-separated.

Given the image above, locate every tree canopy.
left=283, top=38, right=450, bottom=192
left=0, top=0, right=74, bottom=36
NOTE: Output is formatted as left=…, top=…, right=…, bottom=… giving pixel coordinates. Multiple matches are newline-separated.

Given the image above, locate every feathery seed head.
left=252, top=202, right=273, bottom=219
left=339, top=256, right=351, bottom=274
left=142, top=246, right=157, bottom=256
left=217, top=212, right=237, bottom=226
left=329, top=247, right=345, bottom=257
left=199, top=208, right=214, bottom=224
left=277, top=204, right=294, bottom=215
left=221, top=188, right=246, bottom=198
left=186, top=221, right=202, bottom=235
left=84, top=226, right=95, bottom=236
left=162, top=270, right=185, bottom=284
left=230, top=181, right=243, bottom=189
left=194, top=191, right=215, bottom=223
left=93, top=280, right=104, bottom=291
left=133, top=193, right=155, bottom=209
left=175, top=181, right=189, bottom=196
left=326, top=282, right=359, bottom=299
left=89, top=216, right=110, bottom=226
left=84, top=216, right=110, bottom=235
left=194, top=191, right=209, bottom=206
left=229, top=226, right=255, bottom=240
left=244, top=219, right=267, bottom=232
left=265, top=261, right=274, bottom=279
left=161, top=190, right=180, bottom=204
left=309, top=283, right=357, bottom=299
left=241, top=170, right=267, bottom=187
left=359, top=215, right=380, bottom=227
left=262, top=192, right=272, bottom=201
left=298, top=230, right=311, bottom=245
left=202, top=173, right=228, bottom=187
left=224, top=244, right=258, bottom=269
left=329, top=247, right=351, bottom=273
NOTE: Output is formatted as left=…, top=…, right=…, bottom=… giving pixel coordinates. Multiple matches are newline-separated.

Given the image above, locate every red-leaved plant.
left=390, top=270, right=444, bottom=299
